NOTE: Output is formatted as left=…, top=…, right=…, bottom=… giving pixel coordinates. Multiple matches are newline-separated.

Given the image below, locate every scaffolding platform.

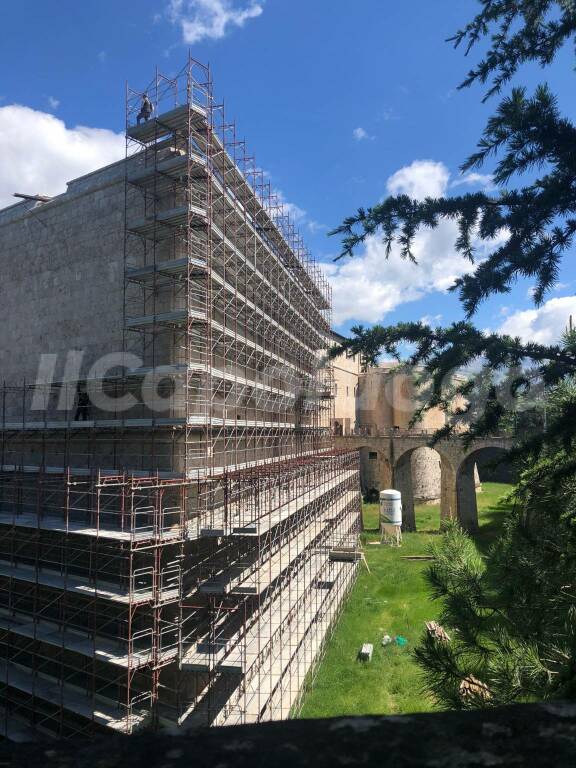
left=126, top=255, right=208, bottom=281
left=182, top=548, right=354, bottom=679
left=0, top=560, right=179, bottom=605
left=0, top=660, right=149, bottom=733
left=0, top=612, right=176, bottom=669
left=1, top=417, right=187, bottom=432
left=125, top=307, right=207, bottom=329
left=0, top=511, right=184, bottom=542
left=329, top=547, right=363, bottom=563
left=199, top=469, right=357, bottom=537
left=199, top=516, right=323, bottom=596
left=0, top=707, right=36, bottom=743
left=221, top=559, right=355, bottom=724
left=0, top=414, right=317, bottom=433
left=126, top=102, right=207, bottom=143
left=127, top=151, right=206, bottom=192
left=127, top=204, right=207, bottom=240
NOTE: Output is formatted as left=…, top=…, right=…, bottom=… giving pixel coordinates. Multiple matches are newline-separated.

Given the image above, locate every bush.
left=363, top=488, right=380, bottom=504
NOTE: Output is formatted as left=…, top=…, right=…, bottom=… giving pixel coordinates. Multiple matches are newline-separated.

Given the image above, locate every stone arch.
left=393, top=445, right=457, bottom=532
left=456, top=446, right=511, bottom=532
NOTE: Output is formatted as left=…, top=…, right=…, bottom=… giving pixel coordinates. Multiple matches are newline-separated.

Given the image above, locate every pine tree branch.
left=448, top=1, right=576, bottom=100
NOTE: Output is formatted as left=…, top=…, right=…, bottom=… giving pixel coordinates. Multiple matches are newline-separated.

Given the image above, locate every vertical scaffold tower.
left=124, top=55, right=362, bottom=727
left=0, top=56, right=361, bottom=741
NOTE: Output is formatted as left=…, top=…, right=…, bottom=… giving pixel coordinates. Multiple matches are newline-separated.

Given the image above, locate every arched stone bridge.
left=335, top=433, right=513, bottom=532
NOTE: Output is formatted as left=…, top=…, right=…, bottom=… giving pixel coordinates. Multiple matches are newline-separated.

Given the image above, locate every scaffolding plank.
left=126, top=255, right=207, bottom=281
left=126, top=103, right=207, bottom=143
left=182, top=527, right=357, bottom=691
left=125, top=307, right=206, bottom=329
left=221, top=559, right=356, bottom=725
left=127, top=151, right=206, bottom=189
left=0, top=612, right=177, bottom=669
left=0, top=707, right=36, bottom=743
left=0, top=560, right=179, bottom=605
left=127, top=204, right=207, bottom=240
left=0, top=511, right=184, bottom=542
left=0, top=660, right=148, bottom=732
left=199, top=469, right=357, bottom=537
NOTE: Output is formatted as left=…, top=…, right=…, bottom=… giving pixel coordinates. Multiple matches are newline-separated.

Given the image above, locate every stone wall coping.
left=1, top=702, right=575, bottom=767
left=0, top=155, right=135, bottom=230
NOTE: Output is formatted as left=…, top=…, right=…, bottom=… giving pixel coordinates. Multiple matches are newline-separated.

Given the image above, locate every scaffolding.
left=0, top=56, right=362, bottom=740
left=0, top=469, right=187, bottom=739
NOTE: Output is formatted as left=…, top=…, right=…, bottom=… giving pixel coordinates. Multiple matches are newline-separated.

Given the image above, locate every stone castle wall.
left=0, top=162, right=129, bottom=387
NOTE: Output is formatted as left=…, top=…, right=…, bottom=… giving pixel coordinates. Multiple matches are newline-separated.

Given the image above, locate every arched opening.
left=394, top=446, right=456, bottom=532
left=456, top=446, right=513, bottom=533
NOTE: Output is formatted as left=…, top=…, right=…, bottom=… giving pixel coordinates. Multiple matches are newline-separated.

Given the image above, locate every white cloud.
left=325, top=160, right=507, bottom=326
left=168, top=0, right=263, bottom=44
left=324, top=221, right=469, bottom=326
left=273, top=187, right=327, bottom=236
left=498, top=296, right=576, bottom=344
left=279, top=198, right=306, bottom=224
left=353, top=127, right=373, bottom=141
left=380, top=107, right=398, bottom=122
left=0, top=105, right=124, bottom=209
left=450, top=172, right=495, bottom=190
left=528, top=281, right=571, bottom=299
left=420, top=314, right=443, bottom=326
left=273, top=188, right=304, bottom=221
left=307, top=219, right=327, bottom=234
left=47, top=96, right=60, bottom=110
left=386, top=159, right=449, bottom=200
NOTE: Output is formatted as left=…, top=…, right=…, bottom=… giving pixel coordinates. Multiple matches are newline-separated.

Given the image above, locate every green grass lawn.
left=298, top=482, right=512, bottom=719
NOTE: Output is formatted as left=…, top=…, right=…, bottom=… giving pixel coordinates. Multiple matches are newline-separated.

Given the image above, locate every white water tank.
left=380, top=489, right=402, bottom=526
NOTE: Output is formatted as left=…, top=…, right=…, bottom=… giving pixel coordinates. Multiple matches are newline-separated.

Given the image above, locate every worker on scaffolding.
left=74, top=383, right=91, bottom=421
left=137, top=93, right=154, bottom=125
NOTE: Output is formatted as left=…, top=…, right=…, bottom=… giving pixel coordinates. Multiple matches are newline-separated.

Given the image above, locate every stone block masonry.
left=0, top=162, right=126, bottom=385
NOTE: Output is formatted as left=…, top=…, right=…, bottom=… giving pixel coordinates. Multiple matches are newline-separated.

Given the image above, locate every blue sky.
left=1, top=0, right=575, bottom=344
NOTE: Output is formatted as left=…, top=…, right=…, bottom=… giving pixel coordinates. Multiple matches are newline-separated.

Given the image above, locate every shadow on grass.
left=474, top=496, right=513, bottom=555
